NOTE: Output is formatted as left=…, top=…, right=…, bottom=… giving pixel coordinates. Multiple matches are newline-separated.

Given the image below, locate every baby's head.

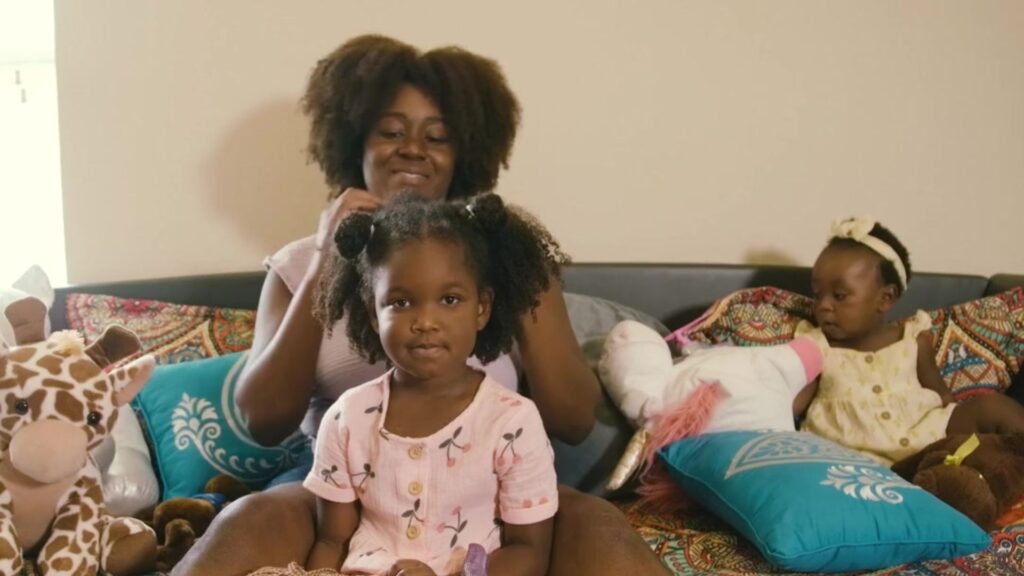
left=317, top=193, right=568, bottom=374
left=811, top=218, right=911, bottom=343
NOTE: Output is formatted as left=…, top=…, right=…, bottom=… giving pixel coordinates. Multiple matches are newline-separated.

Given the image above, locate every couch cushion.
left=658, top=430, right=990, bottom=572
left=676, top=286, right=813, bottom=348
left=562, top=264, right=988, bottom=327
left=133, top=352, right=311, bottom=500
left=65, top=293, right=255, bottom=365
left=929, top=288, right=1024, bottom=399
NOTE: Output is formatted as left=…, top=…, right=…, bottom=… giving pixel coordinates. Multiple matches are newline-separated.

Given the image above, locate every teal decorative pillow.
left=659, top=430, right=990, bottom=572
left=132, top=352, right=311, bottom=499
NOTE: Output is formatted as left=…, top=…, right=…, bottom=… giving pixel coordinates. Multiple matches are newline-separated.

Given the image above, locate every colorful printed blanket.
left=615, top=498, right=1024, bottom=576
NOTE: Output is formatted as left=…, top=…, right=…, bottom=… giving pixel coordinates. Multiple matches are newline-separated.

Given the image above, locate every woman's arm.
left=917, top=332, right=954, bottom=407
left=234, top=265, right=327, bottom=446
left=486, top=519, right=554, bottom=576
left=515, top=281, right=600, bottom=445
left=235, top=189, right=383, bottom=446
left=306, top=498, right=360, bottom=570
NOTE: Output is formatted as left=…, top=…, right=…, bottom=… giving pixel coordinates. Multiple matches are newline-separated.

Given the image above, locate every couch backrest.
left=50, top=264, right=995, bottom=331
left=563, top=264, right=990, bottom=328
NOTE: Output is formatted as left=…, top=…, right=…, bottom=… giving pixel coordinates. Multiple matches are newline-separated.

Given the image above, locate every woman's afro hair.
left=302, top=34, right=521, bottom=201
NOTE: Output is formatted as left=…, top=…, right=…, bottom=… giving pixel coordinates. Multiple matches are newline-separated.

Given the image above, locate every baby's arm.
left=792, top=377, right=820, bottom=418
left=916, top=332, right=954, bottom=406
left=307, top=499, right=360, bottom=570
left=487, top=519, right=555, bottom=576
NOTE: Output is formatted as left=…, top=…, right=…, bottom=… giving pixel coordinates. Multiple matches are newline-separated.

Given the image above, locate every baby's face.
left=810, top=245, right=891, bottom=343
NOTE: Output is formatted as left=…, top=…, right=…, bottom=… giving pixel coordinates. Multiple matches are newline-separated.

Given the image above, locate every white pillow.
left=0, top=265, right=53, bottom=345
left=99, top=405, right=160, bottom=516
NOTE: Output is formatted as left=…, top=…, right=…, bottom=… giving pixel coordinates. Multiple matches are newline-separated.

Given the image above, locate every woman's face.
left=362, top=85, right=456, bottom=202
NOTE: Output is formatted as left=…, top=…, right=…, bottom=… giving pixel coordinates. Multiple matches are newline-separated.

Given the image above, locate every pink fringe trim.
left=635, top=380, right=724, bottom=514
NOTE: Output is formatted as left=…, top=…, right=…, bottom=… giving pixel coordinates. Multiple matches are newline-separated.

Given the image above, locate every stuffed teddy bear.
left=0, top=296, right=157, bottom=575
left=598, top=320, right=823, bottom=492
left=150, top=473, right=252, bottom=573
left=891, top=432, right=1024, bottom=531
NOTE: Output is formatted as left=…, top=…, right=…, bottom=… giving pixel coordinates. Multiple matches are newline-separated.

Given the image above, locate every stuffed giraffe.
left=0, top=296, right=157, bottom=575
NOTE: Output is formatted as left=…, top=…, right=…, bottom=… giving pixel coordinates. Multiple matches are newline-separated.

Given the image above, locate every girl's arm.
left=307, top=498, right=360, bottom=570
left=916, top=332, right=954, bottom=406
left=235, top=189, right=383, bottom=446
left=486, top=519, right=555, bottom=576
left=516, top=281, right=600, bottom=444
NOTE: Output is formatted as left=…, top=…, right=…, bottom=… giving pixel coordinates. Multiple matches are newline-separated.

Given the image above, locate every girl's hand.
left=386, top=559, right=438, bottom=576
left=315, top=188, right=384, bottom=252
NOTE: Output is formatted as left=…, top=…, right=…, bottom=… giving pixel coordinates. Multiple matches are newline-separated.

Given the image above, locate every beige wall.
left=56, top=1, right=1024, bottom=284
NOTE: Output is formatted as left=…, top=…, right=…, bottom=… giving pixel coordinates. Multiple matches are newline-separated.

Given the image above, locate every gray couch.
left=50, top=264, right=1024, bottom=496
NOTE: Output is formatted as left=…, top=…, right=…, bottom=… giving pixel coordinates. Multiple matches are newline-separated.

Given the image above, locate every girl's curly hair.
left=302, top=34, right=521, bottom=201
left=827, top=221, right=913, bottom=295
left=315, top=193, right=569, bottom=365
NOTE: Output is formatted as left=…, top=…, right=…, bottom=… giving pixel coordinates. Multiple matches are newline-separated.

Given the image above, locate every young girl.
left=799, top=217, right=1024, bottom=465
left=303, top=193, right=565, bottom=576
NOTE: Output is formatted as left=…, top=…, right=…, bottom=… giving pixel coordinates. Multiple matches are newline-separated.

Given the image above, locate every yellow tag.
left=943, top=434, right=981, bottom=467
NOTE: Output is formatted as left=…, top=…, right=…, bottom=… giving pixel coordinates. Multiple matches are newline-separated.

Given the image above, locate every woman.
left=172, top=35, right=670, bottom=576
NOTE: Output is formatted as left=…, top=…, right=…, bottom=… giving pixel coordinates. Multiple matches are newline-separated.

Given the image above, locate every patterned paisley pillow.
left=66, top=293, right=254, bottom=365
left=673, top=286, right=814, bottom=349
left=927, top=287, right=1024, bottom=400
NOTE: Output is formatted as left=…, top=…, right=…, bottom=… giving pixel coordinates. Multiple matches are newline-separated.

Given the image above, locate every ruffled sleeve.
left=903, top=310, right=934, bottom=340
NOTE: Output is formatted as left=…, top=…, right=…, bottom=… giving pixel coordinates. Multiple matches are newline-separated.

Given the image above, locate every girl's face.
left=362, top=85, right=456, bottom=203
left=369, top=238, right=492, bottom=383
left=810, top=245, right=895, bottom=343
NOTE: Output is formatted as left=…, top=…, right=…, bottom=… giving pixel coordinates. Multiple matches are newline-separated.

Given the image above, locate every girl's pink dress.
left=303, top=371, right=559, bottom=575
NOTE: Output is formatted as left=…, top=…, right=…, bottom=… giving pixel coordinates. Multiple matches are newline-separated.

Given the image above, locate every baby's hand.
left=315, top=188, right=383, bottom=252
left=386, top=559, right=437, bottom=576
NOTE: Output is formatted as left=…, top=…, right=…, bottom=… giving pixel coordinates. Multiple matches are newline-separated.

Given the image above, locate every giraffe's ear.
left=85, top=325, right=141, bottom=368
left=4, top=296, right=48, bottom=346
left=110, top=354, right=155, bottom=406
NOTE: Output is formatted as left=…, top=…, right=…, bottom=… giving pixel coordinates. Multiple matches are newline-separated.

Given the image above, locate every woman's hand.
left=386, top=559, right=438, bottom=576
left=315, top=188, right=384, bottom=252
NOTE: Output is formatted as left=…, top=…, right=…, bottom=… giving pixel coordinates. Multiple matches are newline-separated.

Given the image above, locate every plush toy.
left=150, top=473, right=252, bottom=572
left=0, top=265, right=53, bottom=347
left=891, top=432, right=1024, bottom=531
left=598, top=320, right=823, bottom=491
left=0, top=297, right=157, bottom=575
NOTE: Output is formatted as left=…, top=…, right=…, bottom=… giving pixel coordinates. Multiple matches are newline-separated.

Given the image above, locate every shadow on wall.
left=742, top=248, right=801, bottom=268
left=204, top=98, right=329, bottom=260
left=742, top=248, right=813, bottom=298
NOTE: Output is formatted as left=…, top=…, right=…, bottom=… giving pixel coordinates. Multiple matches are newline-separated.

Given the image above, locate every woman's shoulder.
left=263, top=235, right=317, bottom=294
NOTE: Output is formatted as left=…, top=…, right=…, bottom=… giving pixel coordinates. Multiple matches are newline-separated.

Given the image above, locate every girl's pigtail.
left=334, top=212, right=374, bottom=259
left=315, top=212, right=374, bottom=340
left=465, top=193, right=570, bottom=362
left=466, top=192, right=508, bottom=230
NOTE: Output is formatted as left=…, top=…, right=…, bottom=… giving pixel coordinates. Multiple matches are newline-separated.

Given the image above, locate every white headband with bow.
left=828, top=217, right=907, bottom=290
